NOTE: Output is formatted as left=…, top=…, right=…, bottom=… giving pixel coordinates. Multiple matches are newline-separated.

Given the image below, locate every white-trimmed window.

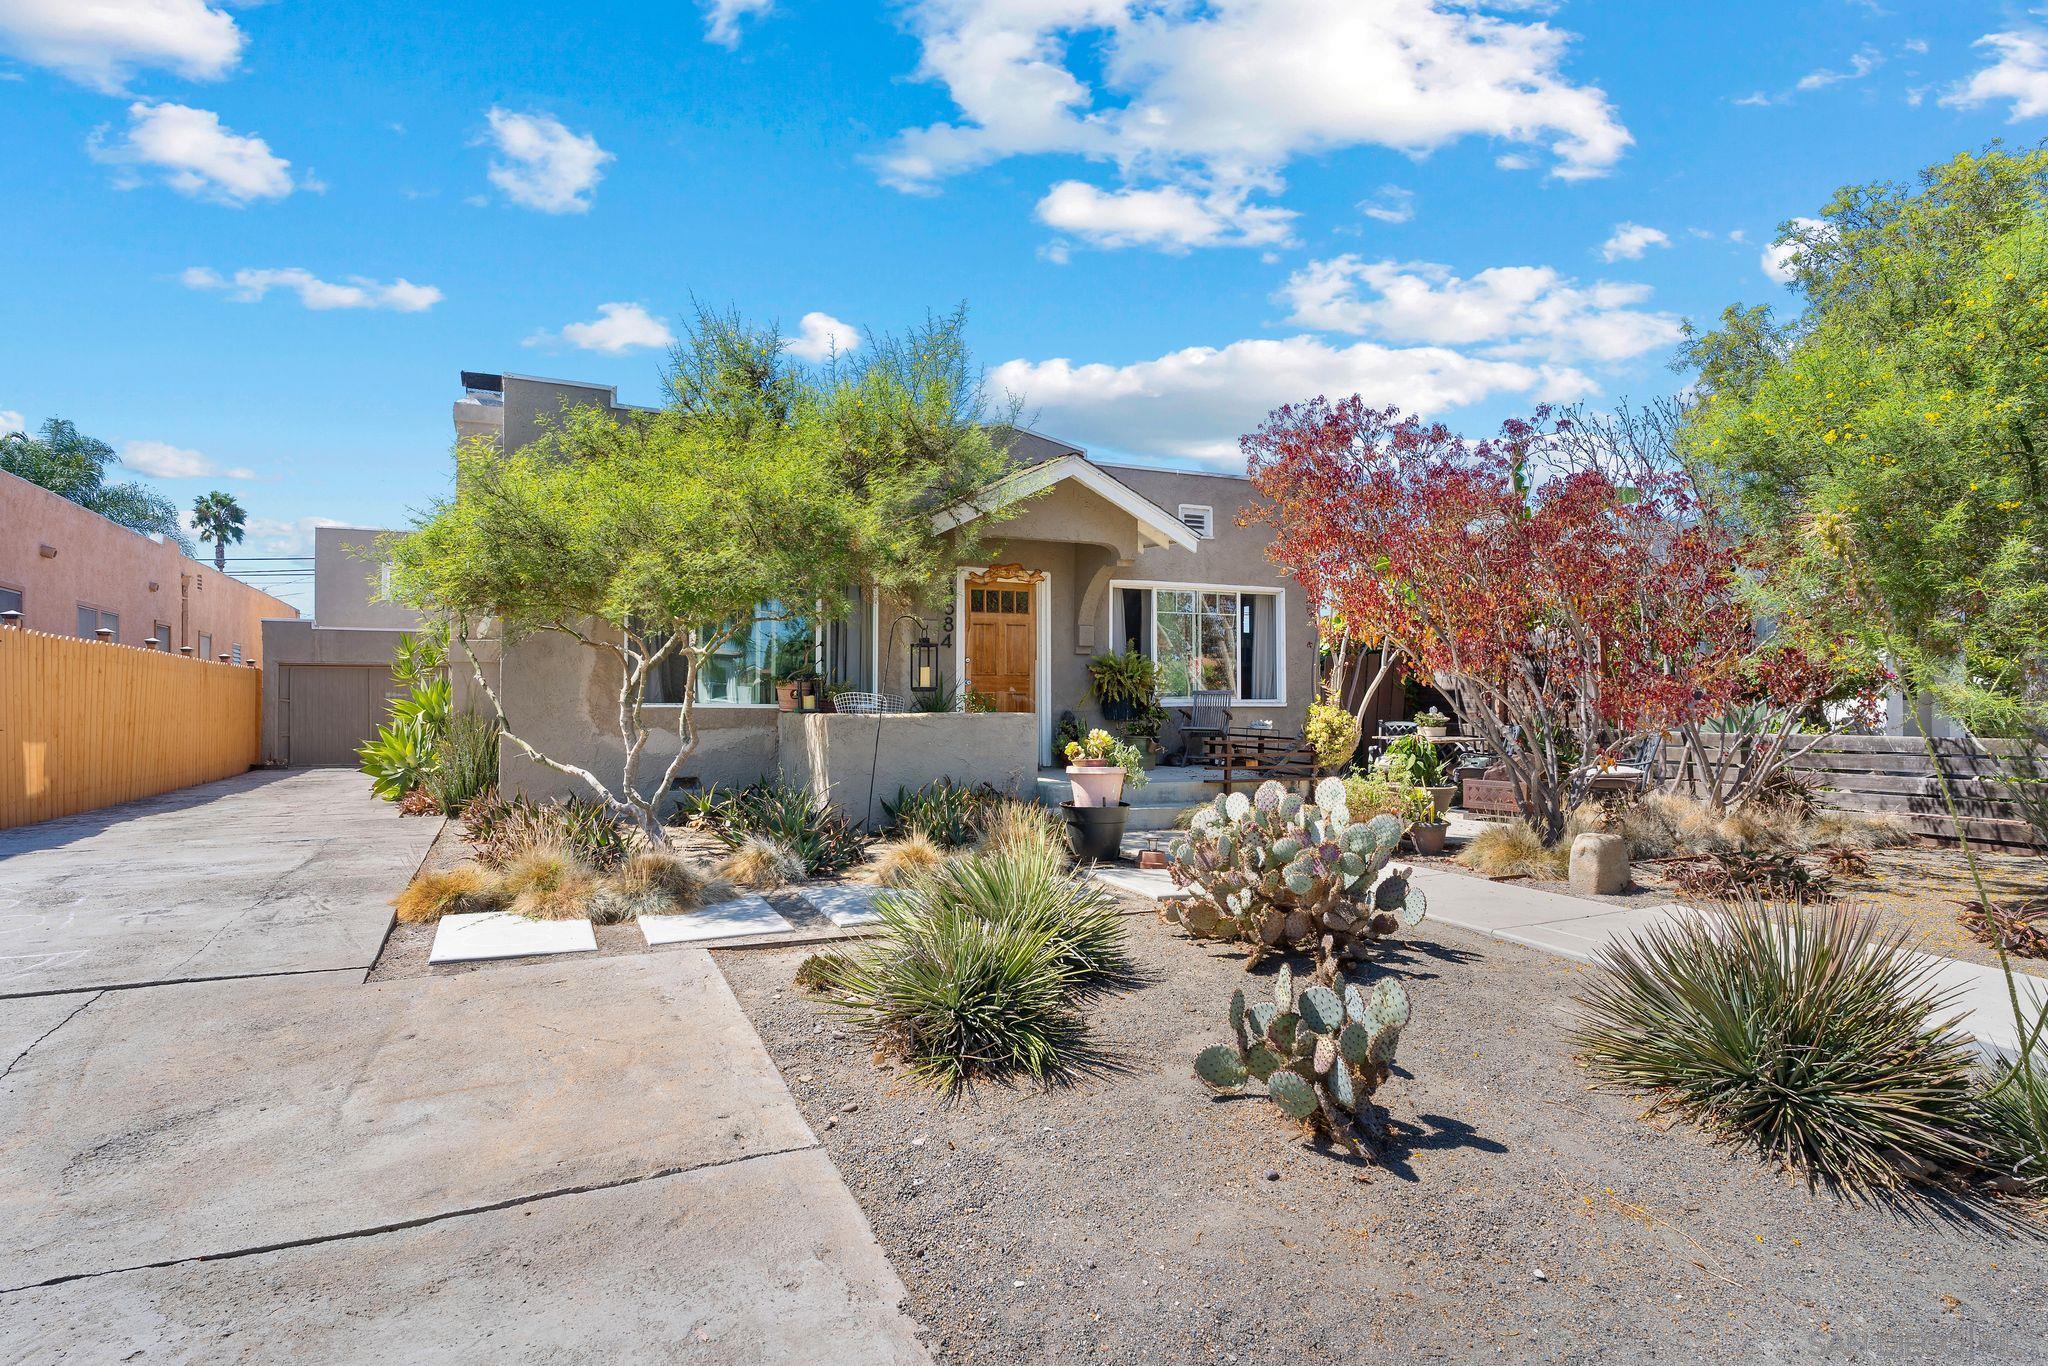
left=1115, top=584, right=1282, bottom=703
left=1177, top=504, right=1214, bottom=538
left=643, top=603, right=814, bottom=706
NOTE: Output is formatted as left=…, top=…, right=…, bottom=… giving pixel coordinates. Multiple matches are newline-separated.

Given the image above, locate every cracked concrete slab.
left=0, top=952, right=814, bottom=1289
left=0, top=770, right=441, bottom=996
left=0, top=1147, right=928, bottom=1363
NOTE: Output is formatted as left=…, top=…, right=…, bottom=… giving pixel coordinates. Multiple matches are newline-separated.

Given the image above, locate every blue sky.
left=2, top=0, right=2043, bottom=609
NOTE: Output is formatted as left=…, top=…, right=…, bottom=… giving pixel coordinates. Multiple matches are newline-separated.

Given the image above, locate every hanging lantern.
left=910, top=636, right=939, bottom=695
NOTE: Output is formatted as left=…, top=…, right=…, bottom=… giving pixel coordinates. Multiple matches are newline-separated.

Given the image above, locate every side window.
left=0, top=584, right=22, bottom=618
left=153, top=621, right=172, bottom=651
left=76, top=604, right=117, bottom=640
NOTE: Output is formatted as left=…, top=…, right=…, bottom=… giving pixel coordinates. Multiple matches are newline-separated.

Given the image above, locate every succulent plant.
left=1193, top=963, right=1411, bottom=1160
left=1164, top=778, right=1427, bottom=973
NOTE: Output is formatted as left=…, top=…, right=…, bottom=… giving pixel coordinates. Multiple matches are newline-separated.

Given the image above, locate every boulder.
left=1568, top=832, right=1629, bottom=896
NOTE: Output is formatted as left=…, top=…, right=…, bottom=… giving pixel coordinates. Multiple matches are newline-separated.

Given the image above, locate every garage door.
left=280, top=665, right=400, bottom=767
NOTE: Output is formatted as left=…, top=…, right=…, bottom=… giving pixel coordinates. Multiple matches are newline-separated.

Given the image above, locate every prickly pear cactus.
left=1192, top=963, right=1411, bottom=1160
left=1163, top=778, right=1427, bottom=973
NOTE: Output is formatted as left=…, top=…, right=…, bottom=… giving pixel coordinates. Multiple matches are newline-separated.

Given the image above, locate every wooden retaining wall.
left=1656, top=732, right=2044, bottom=849
left=0, top=627, right=262, bottom=830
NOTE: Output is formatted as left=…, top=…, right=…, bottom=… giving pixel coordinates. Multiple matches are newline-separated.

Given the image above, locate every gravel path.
left=719, top=906, right=2048, bottom=1363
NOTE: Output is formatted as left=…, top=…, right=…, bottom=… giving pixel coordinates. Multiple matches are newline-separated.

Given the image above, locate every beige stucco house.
left=448, top=371, right=1313, bottom=807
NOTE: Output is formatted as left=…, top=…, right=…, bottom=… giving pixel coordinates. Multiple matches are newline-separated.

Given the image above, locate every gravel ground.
left=719, top=905, right=2048, bottom=1364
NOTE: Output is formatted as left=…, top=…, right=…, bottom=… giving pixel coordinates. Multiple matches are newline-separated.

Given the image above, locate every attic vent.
left=1177, top=504, right=1214, bottom=539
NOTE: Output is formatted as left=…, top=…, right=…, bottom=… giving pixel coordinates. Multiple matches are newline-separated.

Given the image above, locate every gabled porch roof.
left=931, top=453, right=1200, bottom=553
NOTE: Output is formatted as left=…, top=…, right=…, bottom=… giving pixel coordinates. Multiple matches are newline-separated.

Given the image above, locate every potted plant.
left=1401, top=785, right=1449, bottom=855
left=776, top=664, right=824, bottom=713
left=1087, top=650, right=1158, bottom=723
left=1375, top=734, right=1456, bottom=816
left=1118, top=701, right=1168, bottom=761
left=1062, top=728, right=1148, bottom=862
left=1414, top=707, right=1451, bottom=740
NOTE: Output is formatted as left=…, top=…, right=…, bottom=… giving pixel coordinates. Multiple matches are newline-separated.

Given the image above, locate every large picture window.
left=1117, top=584, right=1281, bottom=703
left=644, top=603, right=814, bottom=706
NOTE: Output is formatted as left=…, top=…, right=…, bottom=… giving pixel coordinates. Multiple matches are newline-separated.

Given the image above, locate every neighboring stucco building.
left=446, top=372, right=1314, bottom=808
left=259, top=526, right=421, bottom=766
left=0, top=468, right=296, bottom=662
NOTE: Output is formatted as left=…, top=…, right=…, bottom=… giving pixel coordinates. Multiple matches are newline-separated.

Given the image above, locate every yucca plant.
left=907, top=840, right=1131, bottom=984
left=429, top=710, right=500, bottom=814
left=1574, top=898, right=1984, bottom=1190
left=1977, top=1049, right=2048, bottom=1195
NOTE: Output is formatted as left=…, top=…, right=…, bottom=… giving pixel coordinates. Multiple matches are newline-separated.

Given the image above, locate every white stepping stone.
left=637, top=895, right=795, bottom=946
left=428, top=911, right=597, bottom=964
left=797, top=884, right=885, bottom=927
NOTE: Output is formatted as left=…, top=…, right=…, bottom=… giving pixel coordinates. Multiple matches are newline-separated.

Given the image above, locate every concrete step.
left=1034, top=773, right=1223, bottom=807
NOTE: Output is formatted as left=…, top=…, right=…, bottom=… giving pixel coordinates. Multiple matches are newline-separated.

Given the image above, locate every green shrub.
left=358, top=713, right=441, bottom=801
left=1977, top=1055, right=2048, bottom=1195
left=687, top=781, right=867, bottom=875
left=1573, top=898, right=1984, bottom=1190
left=1341, top=774, right=1408, bottom=820
left=882, top=778, right=1000, bottom=848
left=429, top=710, right=500, bottom=814
left=1373, top=734, right=1448, bottom=788
left=461, top=789, right=631, bottom=873
left=810, top=842, right=1125, bottom=1089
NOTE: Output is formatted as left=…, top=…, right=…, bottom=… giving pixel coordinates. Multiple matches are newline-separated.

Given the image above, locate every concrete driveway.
left=0, top=774, right=927, bottom=1361
left=0, top=769, right=441, bottom=997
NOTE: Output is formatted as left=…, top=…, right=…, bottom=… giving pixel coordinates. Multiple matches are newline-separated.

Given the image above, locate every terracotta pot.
left=1427, top=784, right=1457, bottom=817
left=1409, top=821, right=1449, bottom=855
left=1066, top=763, right=1127, bottom=808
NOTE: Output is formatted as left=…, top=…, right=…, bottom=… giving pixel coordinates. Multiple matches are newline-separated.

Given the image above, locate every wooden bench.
left=1198, top=730, right=1317, bottom=792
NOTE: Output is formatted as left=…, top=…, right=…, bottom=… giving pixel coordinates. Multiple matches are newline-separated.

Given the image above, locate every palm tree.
left=191, top=490, right=247, bottom=571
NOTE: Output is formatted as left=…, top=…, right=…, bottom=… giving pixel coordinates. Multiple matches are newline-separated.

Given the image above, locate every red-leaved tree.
left=1244, top=398, right=1871, bottom=843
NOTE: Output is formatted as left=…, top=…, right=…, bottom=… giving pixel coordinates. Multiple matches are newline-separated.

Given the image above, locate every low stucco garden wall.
left=778, top=712, right=1040, bottom=829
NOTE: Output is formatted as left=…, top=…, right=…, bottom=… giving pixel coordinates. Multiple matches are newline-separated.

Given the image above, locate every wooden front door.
left=964, top=571, right=1038, bottom=713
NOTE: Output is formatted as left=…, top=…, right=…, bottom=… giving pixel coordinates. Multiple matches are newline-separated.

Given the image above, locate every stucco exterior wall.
left=778, top=712, right=1038, bottom=828
left=0, top=468, right=297, bottom=661
left=312, top=527, right=420, bottom=631
left=258, top=618, right=414, bottom=764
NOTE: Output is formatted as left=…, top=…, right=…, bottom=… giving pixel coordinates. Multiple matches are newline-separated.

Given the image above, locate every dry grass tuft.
left=872, top=832, right=949, bottom=887
left=586, top=850, right=722, bottom=924
left=392, top=864, right=500, bottom=923
left=1457, top=821, right=1570, bottom=879
left=499, top=847, right=599, bottom=920
left=977, top=800, right=1069, bottom=862
left=1802, top=808, right=1912, bottom=850
left=718, top=836, right=806, bottom=890
left=794, top=950, right=853, bottom=993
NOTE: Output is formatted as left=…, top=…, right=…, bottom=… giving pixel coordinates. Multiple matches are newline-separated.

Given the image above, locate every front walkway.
left=0, top=774, right=926, bottom=1361
left=1098, top=861, right=2048, bottom=1063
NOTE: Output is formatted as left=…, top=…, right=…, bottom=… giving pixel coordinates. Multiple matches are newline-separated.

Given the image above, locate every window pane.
left=0, top=586, right=21, bottom=616
left=77, top=605, right=95, bottom=638
left=696, top=603, right=806, bottom=705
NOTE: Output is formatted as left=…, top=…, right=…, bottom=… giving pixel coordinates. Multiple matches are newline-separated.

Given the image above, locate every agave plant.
left=1573, top=897, right=1984, bottom=1190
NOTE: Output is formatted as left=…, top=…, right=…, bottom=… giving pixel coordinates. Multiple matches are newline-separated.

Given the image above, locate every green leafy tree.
left=1677, top=145, right=2048, bottom=734
left=386, top=304, right=1017, bottom=844
left=0, top=418, right=191, bottom=552
left=191, top=490, right=248, bottom=571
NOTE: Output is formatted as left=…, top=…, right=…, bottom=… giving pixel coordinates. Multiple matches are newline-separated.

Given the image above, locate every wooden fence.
left=1655, top=731, right=2044, bottom=849
left=0, top=628, right=262, bottom=830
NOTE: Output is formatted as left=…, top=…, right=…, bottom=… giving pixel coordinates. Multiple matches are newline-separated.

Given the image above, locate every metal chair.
left=1174, top=689, right=1234, bottom=765
left=831, top=691, right=903, bottom=715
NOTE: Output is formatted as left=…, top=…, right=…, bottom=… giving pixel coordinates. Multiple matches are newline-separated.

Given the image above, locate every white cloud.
left=90, top=101, right=297, bottom=205
left=1599, top=221, right=1669, bottom=262
left=182, top=266, right=443, bottom=312
left=1943, top=32, right=2048, bottom=120
left=1495, top=153, right=1535, bottom=171
left=1279, top=255, right=1682, bottom=364
left=527, top=302, right=676, bottom=354
left=0, top=0, right=244, bottom=91
left=875, top=0, right=1629, bottom=247
left=0, top=409, right=25, bottom=436
left=786, top=311, right=860, bottom=362
left=700, top=0, right=774, bottom=46
left=120, top=439, right=253, bottom=480
left=483, top=108, right=612, bottom=214
left=1795, top=45, right=1883, bottom=92
left=1761, top=216, right=1832, bottom=285
left=990, top=335, right=1590, bottom=462
left=1034, top=180, right=1295, bottom=252
left=1358, top=184, right=1415, bottom=224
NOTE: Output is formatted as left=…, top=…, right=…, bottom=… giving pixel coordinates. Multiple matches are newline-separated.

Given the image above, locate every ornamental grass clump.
left=809, top=843, right=1126, bottom=1089
left=1573, top=897, right=1984, bottom=1190
left=871, top=831, right=949, bottom=888
left=976, top=799, right=1068, bottom=862
left=392, top=864, right=502, bottom=923
left=719, top=836, right=806, bottom=890
left=1167, top=778, right=1426, bottom=974
left=587, top=851, right=719, bottom=925
left=498, top=847, right=599, bottom=920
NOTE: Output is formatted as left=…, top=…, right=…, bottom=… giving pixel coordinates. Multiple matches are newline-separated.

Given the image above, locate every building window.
left=153, top=621, right=172, bottom=651
left=76, top=604, right=118, bottom=641
left=1177, top=504, right=1214, bottom=539
left=1117, top=585, right=1281, bottom=703
left=197, top=632, right=213, bottom=659
left=0, top=585, right=21, bottom=618
left=642, top=604, right=812, bottom=706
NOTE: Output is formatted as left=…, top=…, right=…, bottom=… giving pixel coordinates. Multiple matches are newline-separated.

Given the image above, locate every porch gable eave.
left=929, top=453, right=1200, bottom=553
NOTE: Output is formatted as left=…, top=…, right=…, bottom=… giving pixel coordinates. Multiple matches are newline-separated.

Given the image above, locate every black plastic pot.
left=1062, top=801, right=1130, bottom=863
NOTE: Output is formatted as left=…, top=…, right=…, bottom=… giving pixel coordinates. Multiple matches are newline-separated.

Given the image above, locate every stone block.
left=1568, top=832, right=1628, bottom=896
